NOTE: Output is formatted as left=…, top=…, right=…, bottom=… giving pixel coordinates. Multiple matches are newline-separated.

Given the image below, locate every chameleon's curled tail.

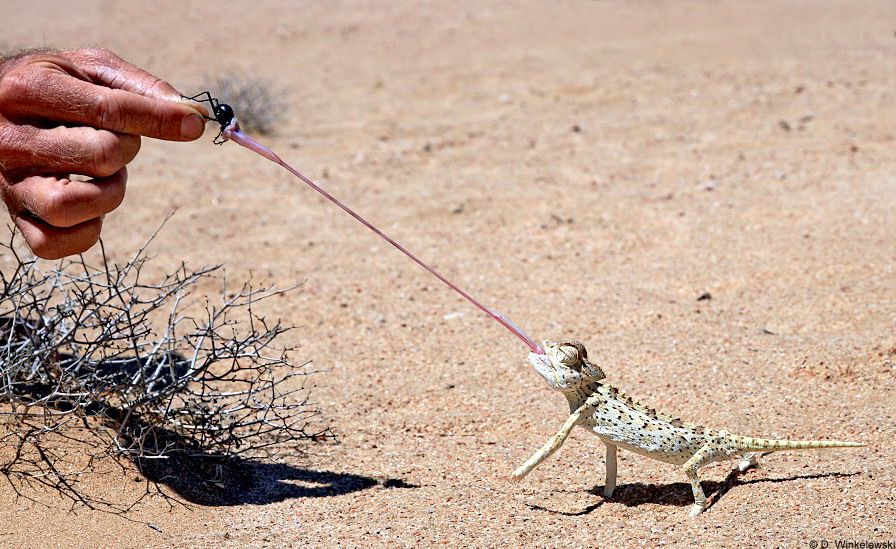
left=734, top=435, right=865, bottom=452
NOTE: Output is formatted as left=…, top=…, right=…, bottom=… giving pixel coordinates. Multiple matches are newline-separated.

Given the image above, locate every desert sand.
left=0, top=1, right=894, bottom=547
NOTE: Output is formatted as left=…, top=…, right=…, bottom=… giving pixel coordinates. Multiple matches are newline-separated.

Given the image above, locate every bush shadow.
left=137, top=454, right=414, bottom=506
left=4, top=368, right=416, bottom=509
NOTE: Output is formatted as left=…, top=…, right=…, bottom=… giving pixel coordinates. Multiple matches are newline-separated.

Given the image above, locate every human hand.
left=0, top=48, right=208, bottom=259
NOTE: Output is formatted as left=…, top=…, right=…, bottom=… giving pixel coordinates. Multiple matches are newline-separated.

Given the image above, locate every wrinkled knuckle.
left=146, top=76, right=172, bottom=96
left=79, top=47, right=116, bottom=62
left=0, top=124, right=36, bottom=164
left=0, top=68, right=33, bottom=107
left=0, top=124, right=18, bottom=154
left=89, top=91, right=122, bottom=131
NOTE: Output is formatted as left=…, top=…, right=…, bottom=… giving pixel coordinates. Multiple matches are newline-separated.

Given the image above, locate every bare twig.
left=0, top=224, right=330, bottom=512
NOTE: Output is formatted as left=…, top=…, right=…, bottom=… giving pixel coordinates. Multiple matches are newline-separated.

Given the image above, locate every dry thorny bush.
left=202, top=72, right=287, bottom=135
left=0, top=223, right=330, bottom=512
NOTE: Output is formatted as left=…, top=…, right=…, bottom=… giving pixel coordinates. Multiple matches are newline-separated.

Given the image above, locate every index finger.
left=61, top=48, right=210, bottom=118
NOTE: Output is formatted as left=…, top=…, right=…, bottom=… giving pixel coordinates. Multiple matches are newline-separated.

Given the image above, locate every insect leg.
left=182, top=91, right=220, bottom=121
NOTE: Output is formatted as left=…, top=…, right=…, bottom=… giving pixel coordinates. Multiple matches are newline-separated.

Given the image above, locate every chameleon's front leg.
left=510, top=395, right=601, bottom=482
left=510, top=411, right=580, bottom=481
left=603, top=441, right=618, bottom=497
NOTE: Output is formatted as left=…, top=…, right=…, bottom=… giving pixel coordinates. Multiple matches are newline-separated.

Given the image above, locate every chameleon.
left=510, top=340, right=865, bottom=517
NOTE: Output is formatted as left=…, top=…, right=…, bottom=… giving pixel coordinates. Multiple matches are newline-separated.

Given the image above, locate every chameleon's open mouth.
left=528, top=352, right=552, bottom=372
left=529, top=353, right=554, bottom=379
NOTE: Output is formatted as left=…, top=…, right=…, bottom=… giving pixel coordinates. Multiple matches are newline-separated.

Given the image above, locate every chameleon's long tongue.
left=223, top=124, right=545, bottom=355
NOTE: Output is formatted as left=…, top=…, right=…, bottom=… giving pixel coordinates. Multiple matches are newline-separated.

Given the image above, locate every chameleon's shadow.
left=526, top=470, right=861, bottom=516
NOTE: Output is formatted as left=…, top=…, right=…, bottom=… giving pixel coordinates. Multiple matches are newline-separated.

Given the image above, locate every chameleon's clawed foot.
left=737, top=453, right=760, bottom=472
left=509, top=468, right=526, bottom=483
left=689, top=502, right=707, bottom=517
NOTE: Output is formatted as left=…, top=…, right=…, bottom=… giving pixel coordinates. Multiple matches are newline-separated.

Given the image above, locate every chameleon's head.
left=528, top=340, right=606, bottom=391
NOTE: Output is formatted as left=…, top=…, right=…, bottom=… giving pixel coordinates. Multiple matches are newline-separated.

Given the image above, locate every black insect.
left=183, top=91, right=236, bottom=145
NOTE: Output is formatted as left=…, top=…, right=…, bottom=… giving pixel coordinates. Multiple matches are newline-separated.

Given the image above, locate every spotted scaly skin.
left=510, top=341, right=865, bottom=517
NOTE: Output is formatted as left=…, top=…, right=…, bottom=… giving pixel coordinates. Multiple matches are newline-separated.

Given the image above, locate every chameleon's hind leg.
left=511, top=394, right=602, bottom=481
left=681, top=443, right=720, bottom=517
left=603, top=442, right=618, bottom=497
left=737, top=452, right=760, bottom=472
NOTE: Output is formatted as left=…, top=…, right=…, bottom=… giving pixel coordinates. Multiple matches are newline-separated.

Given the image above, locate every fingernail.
left=181, top=113, right=205, bottom=139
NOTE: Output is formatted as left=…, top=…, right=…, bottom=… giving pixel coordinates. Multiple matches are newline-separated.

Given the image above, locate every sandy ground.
left=1, top=1, right=895, bottom=547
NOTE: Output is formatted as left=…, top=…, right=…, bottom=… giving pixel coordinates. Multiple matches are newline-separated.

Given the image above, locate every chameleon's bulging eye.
left=558, top=344, right=581, bottom=366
